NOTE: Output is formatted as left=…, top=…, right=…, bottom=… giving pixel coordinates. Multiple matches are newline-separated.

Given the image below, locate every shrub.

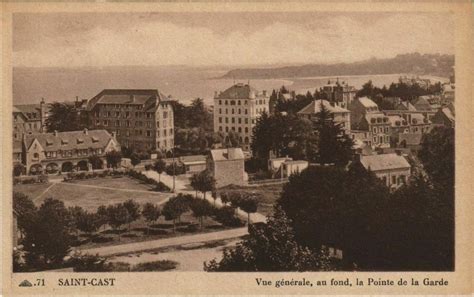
left=91, top=235, right=114, bottom=243
left=213, top=206, right=244, bottom=227
left=71, top=254, right=108, bottom=272
left=104, top=261, right=131, bottom=272
left=154, top=182, right=171, bottom=192
left=147, top=228, right=169, bottom=235
left=144, top=164, right=153, bottom=171
left=131, top=260, right=178, bottom=271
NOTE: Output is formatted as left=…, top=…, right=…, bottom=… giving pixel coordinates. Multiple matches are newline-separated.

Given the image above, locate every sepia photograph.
left=8, top=9, right=458, bottom=275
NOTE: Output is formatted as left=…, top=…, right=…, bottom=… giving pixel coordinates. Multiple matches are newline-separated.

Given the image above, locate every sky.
left=12, top=12, right=455, bottom=68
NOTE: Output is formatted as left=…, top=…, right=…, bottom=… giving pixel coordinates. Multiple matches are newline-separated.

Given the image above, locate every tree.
left=153, top=158, right=166, bottom=182
left=278, top=165, right=389, bottom=269
left=313, top=101, right=353, bottom=166
left=418, top=126, right=454, bottom=196
left=162, top=194, right=192, bottom=232
left=190, top=170, right=216, bottom=199
left=130, top=153, right=141, bottom=167
left=190, top=199, right=214, bottom=229
left=96, top=205, right=109, bottom=231
left=122, top=199, right=141, bottom=230
left=76, top=211, right=101, bottom=236
left=220, top=191, right=230, bottom=206
left=204, top=207, right=333, bottom=272
left=105, top=150, right=122, bottom=169
left=238, top=194, right=259, bottom=226
left=13, top=192, right=37, bottom=239
left=106, top=204, right=129, bottom=239
left=88, top=155, right=103, bottom=170
left=142, top=203, right=161, bottom=232
left=13, top=163, right=25, bottom=177
left=45, top=102, right=86, bottom=132
left=23, top=198, right=72, bottom=269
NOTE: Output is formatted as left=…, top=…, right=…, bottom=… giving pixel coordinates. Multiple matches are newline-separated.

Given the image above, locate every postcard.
left=1, top=1, right=472, bottom=295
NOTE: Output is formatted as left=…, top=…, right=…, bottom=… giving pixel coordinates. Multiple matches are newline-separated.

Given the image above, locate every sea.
left=12, top=66, right=449, bottom=106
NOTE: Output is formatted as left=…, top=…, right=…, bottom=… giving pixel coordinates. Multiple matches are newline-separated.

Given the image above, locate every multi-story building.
left=357, top=113, right=391, bottom=149
left=213, top=83, right=269, bottom=151
left=297, top=99, right=351, bottom=132
left=348, top=97, right=381, bottom=129
left=13, top=99, right=50, bottom=141
left=207, top=147, right=247, bottom=188
left=22, top=129, right=120, bottom=175
left=88, top=89, right=174, bottom=153
left=320, top=79, right=357, bottom=109
left=358, top=153, right=411, bottom=191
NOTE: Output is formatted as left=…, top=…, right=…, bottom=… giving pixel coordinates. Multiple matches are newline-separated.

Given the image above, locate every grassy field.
left=14, top=176, right=171, bottom=211
left=221, top=183, right=284, bottom=216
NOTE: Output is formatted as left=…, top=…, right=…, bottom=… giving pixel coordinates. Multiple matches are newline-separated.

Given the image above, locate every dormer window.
left=61, top=139, right=69, bottom=145
left=46, top=140, right=53, bottom=146
left=92, top=136, right=99, bottom=143
left=77, top=138, right=84, bottom=144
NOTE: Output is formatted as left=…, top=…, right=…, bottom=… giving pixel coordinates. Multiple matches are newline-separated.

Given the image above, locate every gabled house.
left=297, top=99, right=351, bottom=132
left=358, top=153, right=411, bottom=191
left=207, top=148, right=247, bottom=188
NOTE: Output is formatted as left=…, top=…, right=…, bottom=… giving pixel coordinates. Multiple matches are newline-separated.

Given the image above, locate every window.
left=238, top=100, right=241, bottom=105
left=164, top=130, right=167, bottom=137
left=373, top=136, right=377, bottom=143
left=219, top=126, right=223, bottom=131
left=245, top=118, right=248, bottom=124
left=245, top=127, right=248, bottom=133
left=219, top=100, right=222, bottom=105
left=232, top=109, right=235, bottom=114
left=238, top=118, right=241, bottom=124
left=225, top=100, right=228, bottom=105
left=391, top=175, right=396, bottom=185
left=373, top=127, right=377, bottom=133
left=238, top=127, right=242, bottom=133
left=385, top=127, right=389, bottom=133
left=226, top=109, right=228, bottom=114
left=231, top=118, right=235, bottom=124
left=116, top=120, right=120, bottom=127
left=382, top=176, right=387, bottom=185
left=400, top=175, right=406, bottom=184
left=379, top=127, right=383, bottom=133
left=219, top=117, right=222, bottom=123
left=156, top=121, right=160, bottom=128
left=225, top=118, right=228, bottom=124
left=103, top=120, right=108, bottom=126
left=225, top=127, right=229, bottom=132
left=146, top=130, right=152, bottom=137
left=245, top=109, right=248, bottom=115
left=163, top=111, right=168, bottom=119
left=219, top=108, right=222, bottom=114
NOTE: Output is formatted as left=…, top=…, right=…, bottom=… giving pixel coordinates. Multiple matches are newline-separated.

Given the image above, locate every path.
left=33, top=182, right=57, bottom=202
left=77, top=227, right=248, bottom=257
left=63, top=182, right=167, bottom=195
left=143, top=171, right=267, bottom=223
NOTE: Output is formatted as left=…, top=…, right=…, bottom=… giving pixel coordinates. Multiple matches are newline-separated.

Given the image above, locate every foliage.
left=153, top=158, right=166, bottom=182
left=71, top=254, right=108, bottom=272
left=356, top=79, right=443, bottom=102
left=165, top=162, right=186, bottom=176
left=130, top=153, right=141, bottom=167
left=278, top=165, right=389, bottom=269
left=13, top=163, right=25, bottom=177
left=142, top=203, right=161, bottom=226
left=88, top=155, right=103, bottom=170
left=45, top=102, right=87, bottom=132
left=105, top=150, right=122, bottom=169
left=237, top=194, right=259, bottom=224
left=189, top=199, right=214, bottom=229
left=13, top=192, right=38, bottom=238
left=274, top=91, right=314, bottom=115
left=23, top=198, right=72, bottom=269
left=204, top=207, right=333, bottom=271
left=313, top=101, right=353, bottom=166
left=190, top=170, right=216, bottom=199
left=131, top=260, right=178, bottom=271
left=162, top=194, right=193, bottom=230
left=105, top=204, right=129, bottom=232
left=418, top=126, right=454, bottom=196
left=213, top=206, right=244, bottom=227
left=251, top=112, right=316, bottom=162
left=122, top=199, right=141, bottom=229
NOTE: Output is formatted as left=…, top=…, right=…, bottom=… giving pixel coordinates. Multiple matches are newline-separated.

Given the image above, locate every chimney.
left=40, top=97, right=45, bottom=105
left=53, top=130, right=58, bottom=137
left=111, top=131, right=116, bottom=138
left=83, top=128, right=88, bottom=135
left=227, top=147, right=237, bottom=159
left=76, top=96, right=79, bottom=102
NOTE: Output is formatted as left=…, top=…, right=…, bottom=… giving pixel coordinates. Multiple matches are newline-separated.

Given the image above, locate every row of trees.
left=206, top=126, right=455, bottom=271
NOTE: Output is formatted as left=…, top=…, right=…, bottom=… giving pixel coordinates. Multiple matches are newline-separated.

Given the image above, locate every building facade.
left=213, top=83, right=269, bottom=151
left=320, top=80, right=357, bottom=109
left=13, top=99, right=50, bottom=141
left=207, top=148, right=247, bottom=188
left=22, top=129, right=120, bottom=175
left=358, top=153, right=411, bottom=191
left=348, top=97, right=381, bottom=129
left=88, top=89, right=174, bottom=153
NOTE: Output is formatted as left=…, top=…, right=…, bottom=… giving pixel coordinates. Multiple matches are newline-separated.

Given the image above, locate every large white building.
left=213, top=83, right=269, bottom=151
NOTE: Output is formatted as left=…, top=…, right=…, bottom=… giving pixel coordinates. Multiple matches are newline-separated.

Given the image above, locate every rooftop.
left=216, top=83, right=264, bottom=99
left=297, top=99, right=350, bottom=115
left=24, top=129, right=116, bottom=152
left=88, top=89, right=168, bottom=110
left=357, top=97, right=379, bottom=109
left=210, top=148, right=244, bottom=161
left=179, top=155, right=207, bottom=164
left=360, top=153, right=410, bottom=171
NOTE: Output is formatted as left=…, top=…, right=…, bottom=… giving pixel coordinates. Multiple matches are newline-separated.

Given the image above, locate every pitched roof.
left=387, top=115, right=408, bottom=126
left=358, top=97, right=379, bottom=108
left=360, top=153, right=410, bottom=172
left=13, top=103, right=50, bottom=120
left=395, top=102, right=417, bottom=111
left=440, top=107, right=455, bottom=122
left=25, top=129, right=116, bottom=152
left=297, top=99, right=350, bottom=115
left=216, top=83, right=263, bottom=99
left=88, top=89, right=166, bottom=110
left=210, top=148, right=244, bottom=161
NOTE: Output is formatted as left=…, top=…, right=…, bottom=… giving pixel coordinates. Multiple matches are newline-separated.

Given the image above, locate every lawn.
left=13, top=176, right=172, bottom=211
left=13, top=182, right=53, bottom=201
left=221, top=183, right=284, bottom=216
